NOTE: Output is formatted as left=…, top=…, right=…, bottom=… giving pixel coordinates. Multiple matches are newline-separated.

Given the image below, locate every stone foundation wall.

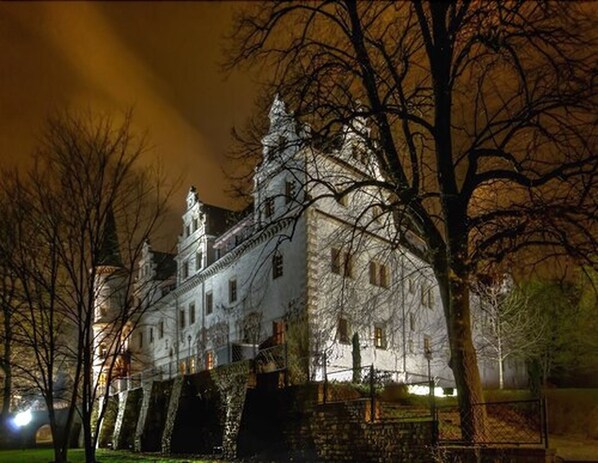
left=97, top=395, right=118, bottom=448
left=313, top=400, right=434, bottom=463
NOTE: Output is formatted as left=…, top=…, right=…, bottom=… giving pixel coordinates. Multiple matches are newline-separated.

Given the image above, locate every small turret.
left=97, top=207, right=123, bottom=269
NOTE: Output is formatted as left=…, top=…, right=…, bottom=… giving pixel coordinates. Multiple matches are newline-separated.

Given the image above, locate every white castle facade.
left=94, top=97, right=525, bottom=393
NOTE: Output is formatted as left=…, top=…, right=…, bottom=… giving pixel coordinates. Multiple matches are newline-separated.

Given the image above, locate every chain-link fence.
left=435, top=398, right=547, bottom=446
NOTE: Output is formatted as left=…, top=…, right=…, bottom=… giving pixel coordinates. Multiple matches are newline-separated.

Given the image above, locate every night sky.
left=0, top=2, right=257, bottom=215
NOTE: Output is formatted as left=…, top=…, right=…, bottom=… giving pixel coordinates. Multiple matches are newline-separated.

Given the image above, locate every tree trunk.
left=436, top=266, right=487, bottom=442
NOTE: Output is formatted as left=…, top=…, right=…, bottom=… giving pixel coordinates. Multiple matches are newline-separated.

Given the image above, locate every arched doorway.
left=35, top=424, right=53, bottom=446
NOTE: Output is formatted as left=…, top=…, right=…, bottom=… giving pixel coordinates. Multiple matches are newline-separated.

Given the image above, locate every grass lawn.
left=0, top=449, right=221, bottom=463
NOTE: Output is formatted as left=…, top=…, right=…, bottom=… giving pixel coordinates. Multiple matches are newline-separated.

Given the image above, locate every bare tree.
left=227, top=1, right=597, bottom=440
left=0, top=111, right=172, bottom=463
left=472, top=275, right=545, bottom=389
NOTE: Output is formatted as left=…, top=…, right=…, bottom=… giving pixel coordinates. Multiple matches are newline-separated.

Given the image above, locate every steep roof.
left=97, top=208, right=123, bottom=268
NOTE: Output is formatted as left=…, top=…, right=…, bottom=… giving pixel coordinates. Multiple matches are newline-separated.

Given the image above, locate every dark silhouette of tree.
left=227, top=1, right=597, bottom=440
left=0, top=111, right=172, bottom=463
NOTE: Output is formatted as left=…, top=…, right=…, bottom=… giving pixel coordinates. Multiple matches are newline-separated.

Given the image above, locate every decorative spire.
left=97, top=207, right=123, bottom=268
left=186, top=186, right=199, bottom=210
left=268, top=94, right=291, bottom=131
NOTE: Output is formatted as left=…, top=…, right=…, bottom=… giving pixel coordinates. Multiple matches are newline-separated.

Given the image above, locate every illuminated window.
left=338, top=318, right=350, bottom=344
left=374, top=324, right=387, bottom=349
left=206, top=351, right=214, bottom=370
left=206, top=292, right=213, bottom=315
left=180, top=361, right=187, bottom=375
left=189, top=356, right=196, bottom=374
left=99, top=343, right=107, bottom=359
left=272, top=253, right=283, bottom=279
left=229, top=279, right=237, bottom=303
left=273, top=321, right=285, bottom=345
left=424, top=335, right=432, bottom=355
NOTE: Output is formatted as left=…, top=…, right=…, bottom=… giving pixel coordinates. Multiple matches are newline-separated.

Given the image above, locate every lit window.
left=189, top=303, right=196, bottom=325
left=180, top=361, right=187, bottom=375
left=424, top=335, right=432, bottom=355
left=273, top=321, right=285, bottom=345
left=189, top=356, right=196, bottom=374
left=264, top=197, right=275, bottom=218
left=206, top=351, right=214, bottom=370
left=206, top=292, right=213, bottom=315
left=374, top=324, right=387, bottom=349
left=229, top=279, right=237, bottom=303
left=272, top=253, right=283, bottom=279
left=338, top=318, right=350, bottom=344
left=180, top=309, right=185, bottom=329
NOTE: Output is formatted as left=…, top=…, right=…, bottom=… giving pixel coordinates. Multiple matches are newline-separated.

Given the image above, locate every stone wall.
left=113, top=388, right=142, bottom=450
left=97, top=395, right=118, bottom=448
left=134, top=379, right=172, bottom=452
left=313, top=400, right=434, bottom=463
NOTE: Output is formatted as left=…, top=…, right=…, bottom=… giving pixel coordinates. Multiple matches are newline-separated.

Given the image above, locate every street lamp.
left=13, top=409, right=32, bottom=428
left=188, top=334, right=192, bottom=373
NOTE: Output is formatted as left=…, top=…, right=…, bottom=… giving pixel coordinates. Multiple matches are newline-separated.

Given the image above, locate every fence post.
left=369, top=364, right=375, bottom=423
left=542, top=396, right=549, bottom=449
left=284, top=342, right=289, bottom=387
left=322, top=352, right=328, bottom=404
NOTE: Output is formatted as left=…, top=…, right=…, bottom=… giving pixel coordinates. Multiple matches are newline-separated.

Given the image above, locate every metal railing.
left=435, top=398, right=547, bottom=446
